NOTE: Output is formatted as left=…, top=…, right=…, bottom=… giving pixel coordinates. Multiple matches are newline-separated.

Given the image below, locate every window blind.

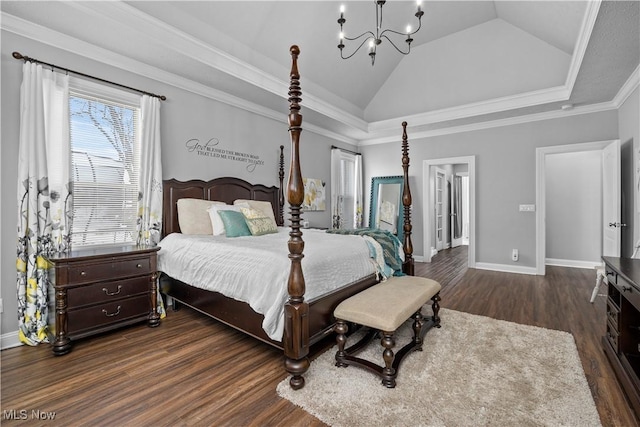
left=69, top=91, right=140, bottom=247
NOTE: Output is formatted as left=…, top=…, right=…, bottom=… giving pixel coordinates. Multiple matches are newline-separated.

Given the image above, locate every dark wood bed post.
left=401, top=121, right=415, bottom=276
left=283, top=45, right=310, bottom=390
left=278, top=145, right=285, bottom=226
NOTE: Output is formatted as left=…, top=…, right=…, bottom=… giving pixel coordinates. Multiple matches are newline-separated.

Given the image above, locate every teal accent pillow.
left=217, top=210, right=251, bottom=237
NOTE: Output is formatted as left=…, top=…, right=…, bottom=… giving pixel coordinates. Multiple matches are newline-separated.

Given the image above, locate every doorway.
left=535, top=140, right=621, bottom=275
left=423, top=156, right=476, bottom=267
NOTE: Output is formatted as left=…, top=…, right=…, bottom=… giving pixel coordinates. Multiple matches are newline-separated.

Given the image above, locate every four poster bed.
left=158, top=45, right=414, bottom=389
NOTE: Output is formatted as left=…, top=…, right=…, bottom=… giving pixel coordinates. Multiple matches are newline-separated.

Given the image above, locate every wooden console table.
left=602, top=256, right=640, bottom=417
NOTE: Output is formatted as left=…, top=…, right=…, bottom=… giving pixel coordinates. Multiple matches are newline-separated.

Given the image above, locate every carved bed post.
left=278, top=145, right=285, bottom=226
left=401, top=121, right=415, bottom=276
left=283, top=45, right=310, bottom=390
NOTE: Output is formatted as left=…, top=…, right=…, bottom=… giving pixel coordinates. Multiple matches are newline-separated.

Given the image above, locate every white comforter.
left=157, top=228, right=381, bottom=341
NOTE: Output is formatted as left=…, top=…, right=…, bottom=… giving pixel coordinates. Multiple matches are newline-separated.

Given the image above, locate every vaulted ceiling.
left=2, top=1, right=639, bottom=145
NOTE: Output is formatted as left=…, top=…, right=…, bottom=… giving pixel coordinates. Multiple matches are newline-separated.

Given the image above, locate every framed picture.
left=302, top=178, right=326, bottom=211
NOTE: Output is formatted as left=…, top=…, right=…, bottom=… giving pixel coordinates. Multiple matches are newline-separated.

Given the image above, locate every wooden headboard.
left=163, top=146, right=285, bottom=236
left=162, top=177, right=283, bottom=236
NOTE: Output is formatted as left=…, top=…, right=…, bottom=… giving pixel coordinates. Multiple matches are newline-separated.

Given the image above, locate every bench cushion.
left=334, top=276, right=441, bottom=332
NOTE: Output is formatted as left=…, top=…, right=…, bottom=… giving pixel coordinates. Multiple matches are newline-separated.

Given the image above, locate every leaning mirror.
left=369, top=176, right=404, bottom=241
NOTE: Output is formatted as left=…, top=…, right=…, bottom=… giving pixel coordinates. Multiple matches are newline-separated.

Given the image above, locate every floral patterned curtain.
left=137, top=95, right=163, bottom=246
left=16, top=63, right=71, bottom=345
left=138, top=95, right=165, bottom=318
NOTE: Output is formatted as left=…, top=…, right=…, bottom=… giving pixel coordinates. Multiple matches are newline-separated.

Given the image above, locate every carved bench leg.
left=432, top=292, right=441, bottom=328
left=412, top=309, right=424, bottom=351
left=334, top=319, right=349, bottom=367
left=380, top=331, right=396, bottom=388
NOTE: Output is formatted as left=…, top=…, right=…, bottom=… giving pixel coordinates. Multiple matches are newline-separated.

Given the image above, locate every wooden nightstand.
left=46, top=245, right=160, bottom=355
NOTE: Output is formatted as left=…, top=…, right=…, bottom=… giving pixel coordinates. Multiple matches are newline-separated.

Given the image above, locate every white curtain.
left=330, top=148, right=342, bottom=229
left=354, top=153, right=363, bottom=228
left=137, top=95, right=163, bottom=246
left=330, top=148, right=362, bottom=229
left=138, top=95, right=165, bottom=318
left=16, top=63, right=71, bottom=345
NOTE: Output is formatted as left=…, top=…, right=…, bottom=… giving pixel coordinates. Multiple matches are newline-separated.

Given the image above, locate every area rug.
left=277, top=309, right=601, bottom=427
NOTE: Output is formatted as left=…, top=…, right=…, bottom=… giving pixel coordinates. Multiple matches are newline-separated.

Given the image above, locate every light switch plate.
left=519, top=204, right=535, bottom=212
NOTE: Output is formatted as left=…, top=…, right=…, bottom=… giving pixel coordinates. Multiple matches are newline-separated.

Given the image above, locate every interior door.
left=435, top=168, right=445, bottom=251
left=451, top=175, right=462, bottom=248
left=603, top=140, right=621, bottom=257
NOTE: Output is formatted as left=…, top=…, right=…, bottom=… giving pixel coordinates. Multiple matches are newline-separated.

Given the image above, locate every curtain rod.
left=12, top=51, right=167, bottom=101
left=331, top=145, right=361, bottom=155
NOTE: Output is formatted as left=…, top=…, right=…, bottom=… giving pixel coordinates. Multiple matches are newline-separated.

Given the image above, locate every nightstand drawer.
left=68, top=257, right=152, bottom=284
left=67, top=277, right=149, bottom=308
left=607, top=298, right=620, bottom=331
left=67, top=294, right=149, bottom=335
left=606, top=321, right=620, bottom=352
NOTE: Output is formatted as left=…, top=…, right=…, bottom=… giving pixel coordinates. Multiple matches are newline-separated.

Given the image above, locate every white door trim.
left=423, top=156, right=476, bottom=266
left=535, top=139, right=620, bottom=275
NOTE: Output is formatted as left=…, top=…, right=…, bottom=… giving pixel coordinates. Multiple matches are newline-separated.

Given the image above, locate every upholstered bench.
left=333, top=275, right=442, bottom=388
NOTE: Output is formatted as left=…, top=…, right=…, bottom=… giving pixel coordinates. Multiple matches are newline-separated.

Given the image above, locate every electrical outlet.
left=512, top=249, right=519, bottom=262
left=519, top=204, right=535, bottom=212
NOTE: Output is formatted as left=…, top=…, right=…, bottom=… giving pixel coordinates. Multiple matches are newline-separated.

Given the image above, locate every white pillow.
left=208, top=203, right=249, bottom=236
left=233, top=199, right=277, bottom=225
left=177, top=199, right=227, bottom=235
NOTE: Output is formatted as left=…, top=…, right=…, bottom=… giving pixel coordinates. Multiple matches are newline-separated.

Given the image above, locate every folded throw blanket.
left=326, top=228, right=405, bottom=276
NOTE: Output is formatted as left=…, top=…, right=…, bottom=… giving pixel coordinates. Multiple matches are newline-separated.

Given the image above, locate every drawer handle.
left=622, top=285, right=633, bottom=293
left=102, top=306, right=122, bottom=317
left=80, top=271, right=87, bottom=276
left=136, top=264, right=142, bottom=268
left=102, top=285, right=122, bottom=296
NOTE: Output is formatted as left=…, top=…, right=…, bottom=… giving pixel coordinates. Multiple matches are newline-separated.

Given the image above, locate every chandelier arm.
left=381, top=34, right=410, bottom=55
left=379, top=16, right=422, bottom=39
left=343, top=31, right=376, bottom=42
left=340, top=36, right=375, bottom=60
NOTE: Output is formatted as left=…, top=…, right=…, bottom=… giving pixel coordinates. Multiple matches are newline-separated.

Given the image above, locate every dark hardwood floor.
left=2, top=245, right=637, bottom=426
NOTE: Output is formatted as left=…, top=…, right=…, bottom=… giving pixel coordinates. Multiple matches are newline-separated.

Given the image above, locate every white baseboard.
left=475, top=262, right=538, bottom=275
left=1, top=331, right=22, bottom=350
left=545, top=258, right=601, bottom=269
left=414, top=255, right=424, bottom=262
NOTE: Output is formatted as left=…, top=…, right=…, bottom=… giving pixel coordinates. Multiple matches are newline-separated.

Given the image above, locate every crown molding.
left=66, top=1, right=370, bottom=134
left=367, top=0, right=600, bottom=135
left=1, top=12, right=359, bottom=145
left=2, top=1, right=623, bottom=148
left=367, top=85, right=571, bottom=133
left=565, top=0, right=601, bottom=92
left=359, top=101, right=618, bottom=146
left=613, top=64, right=640, bottom=107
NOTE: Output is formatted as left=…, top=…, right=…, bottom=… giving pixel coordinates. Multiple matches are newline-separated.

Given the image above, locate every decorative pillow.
left=233, top=199, right=277, bottom=225
left=217, top=210, right=252, bottom=238
left=177, top=199, right=227, bottom=235
left=207, top=204, right=242, bottom=236
left=240, top=207, right=278, bottom=236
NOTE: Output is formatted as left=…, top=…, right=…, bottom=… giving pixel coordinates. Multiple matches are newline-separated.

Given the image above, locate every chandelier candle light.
left=338, top=0, right=424, bottom=66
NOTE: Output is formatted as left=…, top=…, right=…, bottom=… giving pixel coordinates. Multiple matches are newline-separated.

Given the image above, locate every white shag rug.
left=277, top=308, right=601, bottom=427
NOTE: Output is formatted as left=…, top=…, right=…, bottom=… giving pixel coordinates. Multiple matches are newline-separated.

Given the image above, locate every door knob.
left=609, top=222, right=627, bottom=227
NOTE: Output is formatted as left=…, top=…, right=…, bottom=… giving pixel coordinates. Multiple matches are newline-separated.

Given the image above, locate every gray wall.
left=361, top=111, right=620, bottom=267
left=0, top=31, right=345, bottom=337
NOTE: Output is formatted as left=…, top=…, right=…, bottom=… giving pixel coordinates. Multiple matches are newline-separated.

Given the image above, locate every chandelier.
left=337, top=1, right=424, bottom=66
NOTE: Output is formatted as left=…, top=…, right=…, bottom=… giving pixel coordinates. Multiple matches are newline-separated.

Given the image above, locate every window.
left=68, top=79, right=141, bottom=247
left=331, top=149, right=362, bottom=229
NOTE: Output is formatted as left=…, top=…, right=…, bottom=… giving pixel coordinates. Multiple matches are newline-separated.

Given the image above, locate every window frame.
left=68, top=77, right=142, bottom=248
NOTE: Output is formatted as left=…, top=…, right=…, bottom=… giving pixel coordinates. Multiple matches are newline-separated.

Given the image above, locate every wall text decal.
left=185, top=138, right=265, bottom=172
